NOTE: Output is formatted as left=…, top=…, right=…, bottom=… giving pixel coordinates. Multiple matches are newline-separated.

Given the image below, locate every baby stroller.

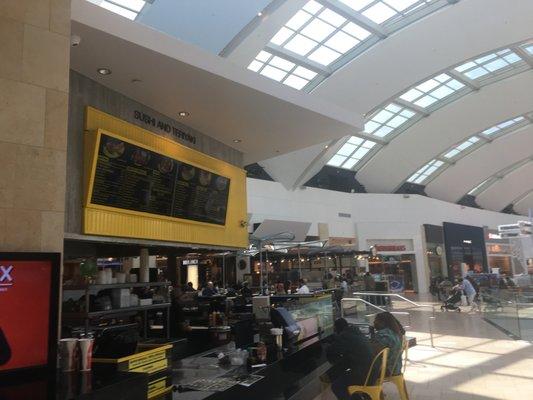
left=441, top=287, right=462, bottom=312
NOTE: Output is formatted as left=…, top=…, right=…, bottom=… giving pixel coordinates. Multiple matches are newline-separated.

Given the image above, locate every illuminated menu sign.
left=90, top=133, right=230, bottom=225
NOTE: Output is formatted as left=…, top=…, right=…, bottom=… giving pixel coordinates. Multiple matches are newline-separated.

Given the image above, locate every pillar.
left=0, top=0, right=71, bottom=252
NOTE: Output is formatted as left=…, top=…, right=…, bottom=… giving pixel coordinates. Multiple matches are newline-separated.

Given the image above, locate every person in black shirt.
left=201, top=281, right=218, bottom=297
left=326, top=318, right=373, bottom=400
left=240, top=281, right=253, bottom=298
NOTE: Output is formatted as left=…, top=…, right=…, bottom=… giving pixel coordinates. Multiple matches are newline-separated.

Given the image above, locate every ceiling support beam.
left=394, top=98, right=430, bottom=117
left=447, top=70, right=480, bottom=91
left=265, top=43, right=332, bottom=75
left=512, top=45, right=533, bottom=68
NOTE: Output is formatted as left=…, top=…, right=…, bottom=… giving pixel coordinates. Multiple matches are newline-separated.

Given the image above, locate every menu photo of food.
left=180, top=164, right=196, bottom=181
left=131, top=148, right=151, bottom=167
left=103, top=138, right=125, bottom=159
left=198, top=170, right=212, bottom=186
left=158, top=157, right=174, bottom=175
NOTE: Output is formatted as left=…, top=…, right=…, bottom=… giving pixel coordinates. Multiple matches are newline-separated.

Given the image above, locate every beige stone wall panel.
left=0, top=16, right=24, bottom=81
left=45, top=88, right=68, bottom=151
left=50, top=0, right=70, bottom=36
left=0, top=0, right=50, bottom=29
left=22, top=24, right=70, bottom=92
left=0, top=77, right=46, bottom=146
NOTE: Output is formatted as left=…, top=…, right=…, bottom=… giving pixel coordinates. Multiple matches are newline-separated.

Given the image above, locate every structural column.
left=0, top=0, right=71, bottom=252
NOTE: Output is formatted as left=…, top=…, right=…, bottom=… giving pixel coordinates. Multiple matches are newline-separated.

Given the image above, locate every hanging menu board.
left=90, top=133, right=230, bottom=225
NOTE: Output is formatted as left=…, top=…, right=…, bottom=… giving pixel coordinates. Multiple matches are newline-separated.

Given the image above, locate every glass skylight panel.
left=88, top=0, right=147, bottom=20
left=521, top=43, right=533, bottom=55
left=339, top=0, right=432, bottom=25
left=326, top=136, right=377, bottom=170
left=364, top=103, right=417, bottom=137
left=442, top=136, right=480, bottom=159
left=407, top=159, right=444, bottom=184
left=454, top=49, right=524, bottom=81
left=268, top=0, right=372, bottom=66
left=399, top=74, right=464, bottom=108
left=481, top=116, right=526, bottom=136
left=248, top=51, right=318, bottom=90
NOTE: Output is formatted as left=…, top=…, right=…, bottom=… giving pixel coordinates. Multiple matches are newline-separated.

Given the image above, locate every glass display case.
left=270, top=293, right=335, bottom=343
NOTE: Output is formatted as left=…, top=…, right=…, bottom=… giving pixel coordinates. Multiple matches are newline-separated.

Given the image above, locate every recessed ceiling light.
left=324, top=145, right=329, bottom=149
left=257, top=12, right=263, bottom=17
left=97, top=67, right=111, bottom=75
left=178, top=111, right=190, bottom=117
left=131, top=78, right=142, bottom=83
left=233, top=139, right=242, bottom=143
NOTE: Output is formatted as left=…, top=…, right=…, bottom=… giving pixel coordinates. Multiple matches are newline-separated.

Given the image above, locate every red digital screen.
left=0, top=261, right=52, bottom=372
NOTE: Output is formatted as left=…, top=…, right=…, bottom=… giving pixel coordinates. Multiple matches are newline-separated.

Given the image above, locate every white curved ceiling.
left=358, top=72, right=533, bottom=192
left=515, top=191, right=533, bottom=215
left=425, top=126, right=533, bottom=202
left=477, top=162, right=533, bottom=212
left=77, top=0, right=533, bottom=214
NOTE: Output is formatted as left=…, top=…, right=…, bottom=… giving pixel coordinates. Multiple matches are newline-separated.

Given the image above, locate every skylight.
left=399, top=73, right=465, bottom=108
left=454, top=48, right=524, bottom=81
left=407, top=159, right=445, bottom=184
left=522, top=43, right=533, bottom=56
left=481, top=116, right=527, bottom=136
left=364, top=103, right=418, bottom=137
left=248, top=51, right=319, bottom=90
left=270, top=0, right=372, bottom=66
left=327, top=136, right=378, bottom=170
left=339, top=0, right=433, bottom=25
left=87, top=0, right=147, bottom=20
left=442, top=136, right=480, bottom=159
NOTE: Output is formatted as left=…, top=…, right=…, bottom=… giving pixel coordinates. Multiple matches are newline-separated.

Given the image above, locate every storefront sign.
left=374, top=245, right=406, bottom=252
left=134, top=110, right=196, bottom=144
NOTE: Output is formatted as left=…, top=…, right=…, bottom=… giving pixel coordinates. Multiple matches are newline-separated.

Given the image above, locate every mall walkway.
left=317, top=298, right=533, bottom=400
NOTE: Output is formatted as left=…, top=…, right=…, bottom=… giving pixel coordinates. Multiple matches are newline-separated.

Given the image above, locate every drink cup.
left=59, top=339, right=78, bottom=372
left=78, top=338, right=94, bottom=371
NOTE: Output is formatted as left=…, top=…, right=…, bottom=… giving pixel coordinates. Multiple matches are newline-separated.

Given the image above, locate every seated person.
left=372, top=312, right=405, bottom=376
left=240, top=281, right=253, bottom=298
left=326, top=318, right=373, bottom=400
left=201, top=281, right=218, bottom=297
left=275, top=281, right=286, bottom=294
left=184, top=282, right=196, bottom=292
left=296, top=278, right=310, bottom=294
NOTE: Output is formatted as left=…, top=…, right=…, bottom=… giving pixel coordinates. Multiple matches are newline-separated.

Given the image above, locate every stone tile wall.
left=0, top=0, right=70, bottom=252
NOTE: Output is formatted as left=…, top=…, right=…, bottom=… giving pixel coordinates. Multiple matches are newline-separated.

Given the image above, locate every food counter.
left=172, top=334, right=334, bottom=400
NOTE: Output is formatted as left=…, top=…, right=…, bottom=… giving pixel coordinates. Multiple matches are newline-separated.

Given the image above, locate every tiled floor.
left=316, top=296, right=533, bottom=400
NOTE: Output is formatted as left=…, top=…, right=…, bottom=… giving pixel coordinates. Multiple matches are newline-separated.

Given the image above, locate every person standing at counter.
left=326, top=318, right=373, bottom=400
left=185, top=282, right=196, bottom=292
left=363, top=272, right=376, bottom=291
left=201, top=281, right=218, bottom=296
left=296, top=279, right=310, bottom=294
left=240, top=281, right=253, bottom=298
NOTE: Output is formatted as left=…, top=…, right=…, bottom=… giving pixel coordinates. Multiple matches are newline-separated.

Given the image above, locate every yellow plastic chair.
left=347, top=348, right=389, bottom=400
left=384, top=336, right=410, bottom=400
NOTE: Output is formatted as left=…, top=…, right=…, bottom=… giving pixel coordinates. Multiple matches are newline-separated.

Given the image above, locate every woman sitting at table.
left=326, top=318, right=373, bottom=400
left=372, top=312, right=405, bottom=376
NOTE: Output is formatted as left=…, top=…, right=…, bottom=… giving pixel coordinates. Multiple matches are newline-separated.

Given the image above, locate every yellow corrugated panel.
left=83, top=107, right=248, bottom=248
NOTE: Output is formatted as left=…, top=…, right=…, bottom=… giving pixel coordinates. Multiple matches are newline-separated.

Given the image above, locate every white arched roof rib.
left=356, top=71, right=533, bottom=192
left=477, top=162, right=533, bottom=212
left=425, top=127, right=533, bottom=203
left=404, top=113, right=532, bottom=186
